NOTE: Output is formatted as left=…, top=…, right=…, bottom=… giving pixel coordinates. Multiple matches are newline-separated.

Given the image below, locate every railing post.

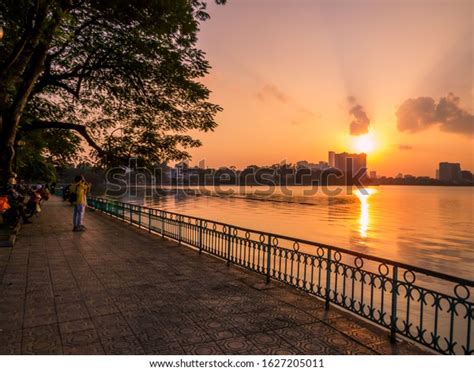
left=325, top=247, right=332, bottom=309
left=161, top=212, right=165, bottom=238
left=178, top=216, right=182, bottom=244
left=198, top=220, right=203, bottom=254
left=138, top=206, right=142, bottom=228
left=390, top=265, right=399, bottom=343
left=129, top=205, right=132, bottom=224
left=148, top=209, right=152, bottom=232
left=227, top=226, right=232, bottom=267
left=266, top=234, right=272, bottom=284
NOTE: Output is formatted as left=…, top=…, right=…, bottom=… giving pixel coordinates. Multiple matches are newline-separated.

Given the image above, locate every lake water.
left=118, top=185, right=473, bottom=279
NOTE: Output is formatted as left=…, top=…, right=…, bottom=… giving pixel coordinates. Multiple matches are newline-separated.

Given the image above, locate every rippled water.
left=119, top=185, right=473, bottom=278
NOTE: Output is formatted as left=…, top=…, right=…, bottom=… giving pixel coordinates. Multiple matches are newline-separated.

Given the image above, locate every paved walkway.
left=0, top=197, right=427, bottom=355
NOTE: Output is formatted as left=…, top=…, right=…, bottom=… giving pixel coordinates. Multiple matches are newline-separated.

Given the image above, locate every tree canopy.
left=0, top=0, right=225, bottom=183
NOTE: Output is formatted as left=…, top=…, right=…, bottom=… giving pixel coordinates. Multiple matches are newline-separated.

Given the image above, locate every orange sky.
left=187, top=0, right=473, bottom=177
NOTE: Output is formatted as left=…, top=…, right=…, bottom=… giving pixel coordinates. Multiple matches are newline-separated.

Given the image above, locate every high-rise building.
left=333, top=152, right=367, bottom=176
left=369, top=171, right=377, bottom=179
left=439, top=162, right=462, bottom=182
left=328, top=151, right=335, bottom=167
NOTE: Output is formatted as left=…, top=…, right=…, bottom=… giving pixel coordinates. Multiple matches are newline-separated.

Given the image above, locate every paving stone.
left=92, top=314, right=134, bottom=340
left=246, top=331, right=299, bottom=355
left=63, top=342, right=105, bottom=355
left=59, top=319, right=95, bottom=335
left=62, top=329, right=100, bottom=347
left=182, top=341, right=224, bottom=355
left=23, top=314, right=57, bottom=328
left=143, top=340, right=184, bottom=355
left=0, top=342, right=22, bottom=354
left=56, top=301, right=90, bottom=322
left=216, top=336, right=262, bottom=355
left=22, top=325, right=62, bottom=355
left=102, top=335, right=145, bottom=355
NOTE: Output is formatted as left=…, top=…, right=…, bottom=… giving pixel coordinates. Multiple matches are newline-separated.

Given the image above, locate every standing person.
left=71, top=175, right=90, bottom=232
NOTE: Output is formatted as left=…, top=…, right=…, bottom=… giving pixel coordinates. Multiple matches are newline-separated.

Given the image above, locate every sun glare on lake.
left=355, top=188, right=377, bottom=238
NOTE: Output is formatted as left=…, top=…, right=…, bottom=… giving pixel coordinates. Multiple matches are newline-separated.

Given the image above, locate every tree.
left=0, top=0, right=225, bottom=184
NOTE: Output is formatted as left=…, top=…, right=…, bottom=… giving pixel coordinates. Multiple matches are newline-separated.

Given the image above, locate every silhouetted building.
left=328, top=151, right=335, bottom=167
left=334, top=152, right=367, bottom=176
left=369, top=171, right=377, bottom=179
left=461, top=170, right=473, bottom=182
left=439, top=162, right=461, bottom=183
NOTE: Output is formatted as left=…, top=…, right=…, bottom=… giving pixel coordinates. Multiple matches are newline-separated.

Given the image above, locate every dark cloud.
left=396, top=93, right=473, bottom=136
left=257, top=84, right=289, bottom=103
left=347, top=96, right=370, bottom=136
left=398, top=144, right=413, bottom=150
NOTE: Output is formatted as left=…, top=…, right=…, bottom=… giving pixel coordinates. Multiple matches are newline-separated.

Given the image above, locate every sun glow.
left=351, top=133, right=377, bottom=154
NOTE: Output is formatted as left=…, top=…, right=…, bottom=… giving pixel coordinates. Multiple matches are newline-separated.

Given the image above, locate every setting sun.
left=351, top=133, right=377, bottom=154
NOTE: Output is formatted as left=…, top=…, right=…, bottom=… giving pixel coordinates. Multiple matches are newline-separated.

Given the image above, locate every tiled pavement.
left=0, top=197, right=428, bottom=355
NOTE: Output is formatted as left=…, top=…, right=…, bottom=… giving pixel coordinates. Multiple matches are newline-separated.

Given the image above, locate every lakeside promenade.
left=0, top=197, right=427, bottom=355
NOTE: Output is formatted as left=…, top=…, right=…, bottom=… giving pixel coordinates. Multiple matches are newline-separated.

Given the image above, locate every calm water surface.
left=120, top=185, right=473, bottom=278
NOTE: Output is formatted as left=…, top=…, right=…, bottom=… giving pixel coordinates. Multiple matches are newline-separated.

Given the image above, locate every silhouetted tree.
left=0, top=0, right=225, bottom=184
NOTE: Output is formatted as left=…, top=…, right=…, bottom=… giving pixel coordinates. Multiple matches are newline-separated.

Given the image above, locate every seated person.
left=25, top=188, right=41, bottom=217
left=2, top=187, right=31, bottom=226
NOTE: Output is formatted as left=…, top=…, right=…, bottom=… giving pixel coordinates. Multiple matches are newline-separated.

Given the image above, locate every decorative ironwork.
left=87, top=197, right=474, bottom=355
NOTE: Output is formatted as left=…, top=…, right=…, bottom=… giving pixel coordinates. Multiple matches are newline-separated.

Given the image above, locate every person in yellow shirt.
left=71, top=175, right=90, bottom=232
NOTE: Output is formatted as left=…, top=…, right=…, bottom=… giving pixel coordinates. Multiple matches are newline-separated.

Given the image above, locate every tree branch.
left=23, top=120, right=104, bottom=156
left=33, top=51, right=111, bottom=97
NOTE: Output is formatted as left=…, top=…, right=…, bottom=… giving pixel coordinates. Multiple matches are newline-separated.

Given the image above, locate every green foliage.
left=15, top=128, right=84, bottom=182
left=15, top=135, right=51, bottom=183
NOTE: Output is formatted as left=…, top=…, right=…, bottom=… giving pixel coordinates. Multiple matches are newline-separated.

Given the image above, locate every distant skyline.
left=186, top=0, right=473, bottom=176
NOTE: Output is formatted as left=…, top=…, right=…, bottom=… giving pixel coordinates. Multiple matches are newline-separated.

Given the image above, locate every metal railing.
left=87, top=197, right=474, bottom=355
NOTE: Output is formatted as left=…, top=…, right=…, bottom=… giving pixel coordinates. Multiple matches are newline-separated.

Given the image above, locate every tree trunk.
left=0, top=42, right=50, bottom=185
left=0, top=117, right=16, bottom=185
left=0, top=3, right=70, bottom=186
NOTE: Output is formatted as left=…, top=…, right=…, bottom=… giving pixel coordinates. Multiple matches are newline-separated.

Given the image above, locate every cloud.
left=398, top=144, right=413, bottom=150
left=347, top=96, right=370, bottom=136
left=257, top=83, right=320, bottom=125
left=396, top=93, right=473, bottom=136
left=257, top=84, right=289, bottom=103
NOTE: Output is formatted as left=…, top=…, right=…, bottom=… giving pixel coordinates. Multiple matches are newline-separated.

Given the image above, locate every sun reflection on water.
left=355, top=188, right=376, bottom=238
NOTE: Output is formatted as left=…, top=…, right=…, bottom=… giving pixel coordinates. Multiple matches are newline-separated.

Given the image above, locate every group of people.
left=0, top=181, right=51, bottom=227
left=0, top=175, right=91, bottom=233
